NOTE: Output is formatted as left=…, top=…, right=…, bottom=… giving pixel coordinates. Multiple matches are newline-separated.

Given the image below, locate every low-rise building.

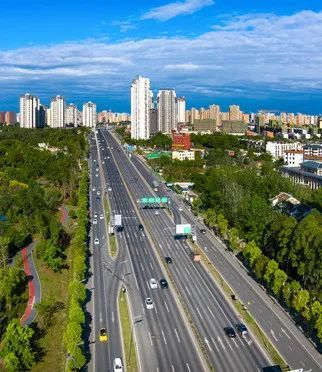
left=266, top=142, right=302, bottom=159
left=280, top=161, right=322, bottom=189
left=283, top=150, right=304, bottom=167
left=172, top=132, right=191, bottom=150
left=172, top=150, right=195, bottom=161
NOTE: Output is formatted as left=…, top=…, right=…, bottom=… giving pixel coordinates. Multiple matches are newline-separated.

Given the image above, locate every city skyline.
left=1, top=1, right=322, bottom=113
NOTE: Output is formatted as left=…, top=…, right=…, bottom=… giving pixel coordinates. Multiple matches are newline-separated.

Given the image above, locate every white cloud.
left=1, top=10, right=322, bottom=106
left=141, top=0, right=214, bottom=21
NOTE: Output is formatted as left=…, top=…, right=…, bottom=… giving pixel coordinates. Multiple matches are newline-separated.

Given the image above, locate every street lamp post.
left=128, top=318, right=142, bottom=368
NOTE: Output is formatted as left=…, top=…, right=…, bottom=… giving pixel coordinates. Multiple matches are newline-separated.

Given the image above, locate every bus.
left=152, top=180, right=158, bottom=192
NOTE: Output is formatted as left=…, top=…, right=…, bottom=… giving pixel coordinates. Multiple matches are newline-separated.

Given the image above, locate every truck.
left=152, top=180, right=158, bottom=192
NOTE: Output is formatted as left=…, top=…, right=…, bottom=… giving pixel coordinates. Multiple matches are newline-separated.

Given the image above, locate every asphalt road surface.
left=100, top=129, right=272, bottom=372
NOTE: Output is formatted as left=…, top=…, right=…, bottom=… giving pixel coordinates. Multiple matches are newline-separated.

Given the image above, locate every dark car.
left=236, top=323, right=248, bottom=336
left=200, top=228, right=206, bottom=234
left=165, top=256, right=172, bottom=264
left=160, top=279, right=168, bottom=289
left=138, top=224, right=144, bottom=231
left=224, top=326, right=236, bottom=338
left=96, top=196, right=100, bottom=201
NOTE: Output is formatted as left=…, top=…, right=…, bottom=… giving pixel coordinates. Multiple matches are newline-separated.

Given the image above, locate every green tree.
left=0, top=236, right=10, bottom=269
left=243, top=241, right=262, bottom=268
left=216, top=213, right=229, bottom=238
left=292, top=289, right=310, bottom=314
left=0, top=319, right=36, bottom=371
left=271, top=269, right=288, bottom=296
left=204, top=208, right=216, bottom=229
left=253, top=254, right=270, bottom=280
left=263, top=260, right=279, bottom=287
left=228, top=227, right=240, bottom=251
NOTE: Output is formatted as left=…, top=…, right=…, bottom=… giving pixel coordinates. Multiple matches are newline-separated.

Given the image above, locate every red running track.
left=20, top=246, right=35, bottom=325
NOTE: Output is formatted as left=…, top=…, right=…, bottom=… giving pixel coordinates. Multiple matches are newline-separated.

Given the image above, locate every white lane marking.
left=270, top=329, right=278, bottom=341
left=174, top=328, right=181, bottom=343
left=217, top=336, right=225, bottom=350
left=281, top=327, right=291, bottom=339
left=140, top=263, right=144, bottom=272
left=172, top=365, right=175, bottom=372
left=196, top=307, right=203, bottom=320
left=186, top=287, right=191, bottom=296
left=149, top=332, right=153, bottom=346
left=207, top=305, right=215, bottom=318
left=134, top=232, right=137, bottom=238
left=150, top=261, right=154, bottom=270
left=136, top=248, right=139, bottom=255
left=300, top=361, right=305, bottom=367
left=204, top=337, right=212, bottom=352
left=184, top=266, right=190, bottom=275
left=211, top=337, right=220, bottom=352
left=161, top=329, right=167, bottom=345
left=232, top=338, right=239, bottom=348
left=288, top=345, right=293, bottom=351
left=111, top=311, right=114, bottom=323
left=226, top=339, right=233, bottom=351
left=127, top=233, right=129, bottom=238
left=156, top=368, right=159, bottom=372
left=186, top=363, right=191, bottom=372
left=100, top=311, right=102, bottom=323
left=164, top=301, right=169, bottom=313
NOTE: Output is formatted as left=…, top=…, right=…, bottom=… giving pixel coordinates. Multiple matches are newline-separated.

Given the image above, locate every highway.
left=95, top=130, right=206, bottom=372
left=128, top=137, right=322, bottom=372
left=101, top=128, right=272, bottom=372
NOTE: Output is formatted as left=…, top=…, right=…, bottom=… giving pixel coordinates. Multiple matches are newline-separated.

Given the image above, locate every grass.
left=118, top=291, right=138, bottom=372
left=196, top=245, right=288, bottom=369
left=104, top=196, right=118, bottom=257
left=31, top=252, right=70, bottom=372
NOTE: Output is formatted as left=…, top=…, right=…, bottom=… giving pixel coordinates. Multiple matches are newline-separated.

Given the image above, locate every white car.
left=93, top=218, right=97, bottom=225
left=94, top=238, right=99, bottom=245
left=93, top=159, right=96, bottom=162
left=179, top=207, right=183, bottom=211
left=104, top=157, right=107, bottom=160
left=97, top=191, right=100, bottom=195
left=95, top=174, right=99, bottom=177
left=99, top=214, right=104, bottom=220
left=155, top=210, right=160, bottom=215
left=102, top=161, right=105, bottom=164
left=150, top=278, right=158, bottom=289
left=113, top=358, right=123, bottom=372
left=93, top=213, right=98, bottom=218
left=108, top=187, right=112, bottom=192
left=92, top=187, right=96, bottom=192
left=145, top=297, right=154, bottom=310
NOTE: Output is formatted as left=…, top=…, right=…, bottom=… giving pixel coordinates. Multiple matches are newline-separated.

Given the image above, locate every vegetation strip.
left=104, top=196, right=117, bottom=257
left=119, top=291, right=138, bottom=372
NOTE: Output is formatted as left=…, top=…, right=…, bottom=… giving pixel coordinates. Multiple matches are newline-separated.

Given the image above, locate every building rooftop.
left=301, top=160, right=322, bottom=171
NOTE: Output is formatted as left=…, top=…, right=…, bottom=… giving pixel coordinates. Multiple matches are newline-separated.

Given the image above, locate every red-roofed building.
left=172, top=132, right=191, bottom=150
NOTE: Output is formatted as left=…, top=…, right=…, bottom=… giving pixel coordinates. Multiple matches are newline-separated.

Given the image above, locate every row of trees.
left=116, top=127, right=172, bottom=149
left=63, top=161, right=89, bottom=370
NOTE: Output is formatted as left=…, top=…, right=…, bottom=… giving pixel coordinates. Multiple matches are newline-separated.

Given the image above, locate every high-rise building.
left=131, top=76, right=152, bottom=139
left=0, top=112, right=5, bottom=124
left=38, top=105, right=47, bottom=127
left=5, top=112, right=16, bottom=125
left=77, top=110, right=83, bottom=126
left=229, top=105, right=242, bottom=121
left=209, top=104, right=221, bottom=128
left=50, top=95, right=65, bottom=128
left=149, top=108, right=158, bottom=135
left=176, top=97, right=186, bottom=124
left=19, top=93, right=40, bottom=128
left=157, top=89, right=176, bottom=134
left=83, top=102, right=97, bottom=127
left=65, top=103, right=78, bottom=126
left=190, top=108, right=200, bottom=124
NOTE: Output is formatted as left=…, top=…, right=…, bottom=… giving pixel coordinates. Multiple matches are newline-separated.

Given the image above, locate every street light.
left=128, top=317, right=142, bottom=367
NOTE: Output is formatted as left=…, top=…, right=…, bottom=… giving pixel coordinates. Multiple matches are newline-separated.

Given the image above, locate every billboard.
left=175, top=224, right=191, bottom=235
left=115, top=214, right=122, bottom=227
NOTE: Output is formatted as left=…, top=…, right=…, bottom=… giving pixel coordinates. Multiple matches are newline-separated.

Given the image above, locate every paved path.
left=20, top=242, right=41, bottom=326
left=59, top=205, right=69, bottom=226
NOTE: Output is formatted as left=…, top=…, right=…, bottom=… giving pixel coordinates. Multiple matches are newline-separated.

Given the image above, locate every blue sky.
left=1, top=0, right=322, bottom=114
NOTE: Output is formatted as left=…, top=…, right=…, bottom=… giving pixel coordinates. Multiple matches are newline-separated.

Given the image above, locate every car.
left=94, top=238, right=99, bottom=245
left=160, top=278, right=168, bottom=289
left=96, top=196, right=100, bottom=201
left=108, top=187, right=112, bottom=192
left=155, top=210, right=160, bottom=215
left=92, top=187, right=96, bottom=192
left=179, top=207, right=183, bottom=211
left=113, top=357, right=123, bottom=372
left=150, top=278, right=158, bottom=289
left=93, top=213, right=98, bottom=218
left=97, top=191, right=100, bottom=195
left=93, top=159, right=96, bottom=162
left=107, top=156, right=110, bottom=159
left=236, top=323, right=248, bottom=336
left=145, top=297, right=154, bottom=310
left=99, top=328, right=108, bottom=342
left=104, top=157, right=107, bottom=160
left=93, top=218, right=97, bottom=224
left=138, top=224, right=144, bottom=231
left=102, top=161, right=105, bottom=164
left=224, top=326, right=236, bottom=338
left=200, top=228, right=207, bottom=234
left=99, top=213, right=104, bottom=220
left=96, top=168, right=99, bottom=172
left=165, top=256, right=172, bottom=264
left=95, top=174, right=99, bottom=177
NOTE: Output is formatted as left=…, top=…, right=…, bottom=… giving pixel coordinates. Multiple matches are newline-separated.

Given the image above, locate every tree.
left=63, top=321, right=83, bottom=354
left=204, top=208, right=216, bottom=229
left=271, top=269, right=288, bottom=296
left=68, top=300, right=85, bottom=325
left=0, top=319, right=36, bottom=371
left=253, top=254, right=270, bottom=280
left=228, top=227, right=240, bottom=251
left=0, top=236, right=10, bottom=269
left=216, top=214, right=228, bottom=238
left=292, top=289, right=310, bottom=314
left=243, top=241, right=262, bottom=268
left=263, top=260, right=279, bottom=287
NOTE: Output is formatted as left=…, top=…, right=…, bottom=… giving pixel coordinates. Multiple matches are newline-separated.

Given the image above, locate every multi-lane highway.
left=93, top=130, right=206, bottom=372
left=100, top=128, right=273, bottom=372
left=125, top=135, right=322, bottom=372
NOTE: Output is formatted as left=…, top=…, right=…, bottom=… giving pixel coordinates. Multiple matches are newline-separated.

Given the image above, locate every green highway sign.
left=161, top=197, right=168, bottom=203
left=140, top=196, right=168, bottom=204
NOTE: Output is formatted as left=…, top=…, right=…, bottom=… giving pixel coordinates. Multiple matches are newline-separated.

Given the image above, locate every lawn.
left=118, top=291, right=138, bottom=372
left=31, top=248, right=70, bottom=372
